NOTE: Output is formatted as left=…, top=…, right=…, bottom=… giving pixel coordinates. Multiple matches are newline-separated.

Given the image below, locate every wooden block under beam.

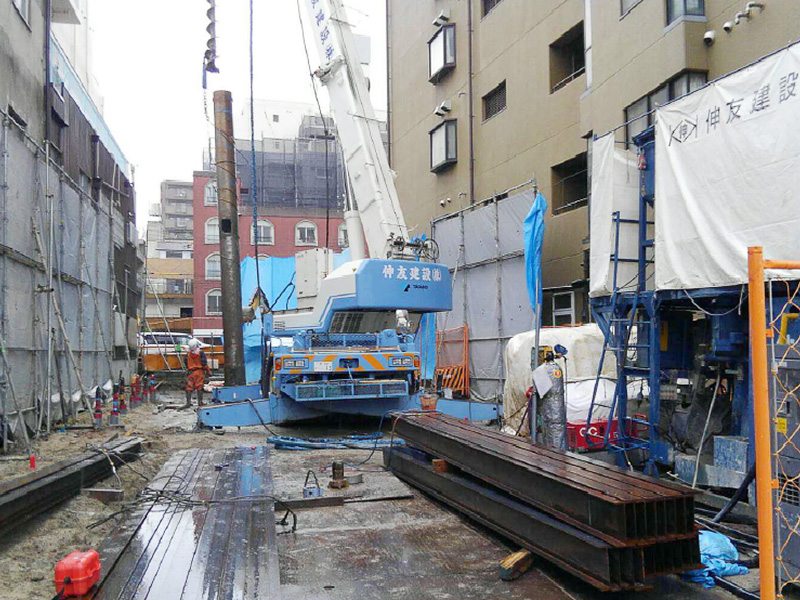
left=499, top=549, right=534, bottom=581
left=82, top=488, right=124, bottom=504
left=432, top=459, right=450, bottom=473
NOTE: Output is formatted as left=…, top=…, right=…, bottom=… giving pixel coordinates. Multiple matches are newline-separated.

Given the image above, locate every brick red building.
left=192, top=169, right=346, bottom=336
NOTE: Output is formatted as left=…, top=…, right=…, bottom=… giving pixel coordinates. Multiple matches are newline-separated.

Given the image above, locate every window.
left=621, top=0, right=643, bottom=15
left=666, top=0, right=704, bottom=25
left=551, top=152, right=588, bottom=215
left=483, top=81, right=507, bottom=121
left=13, top=0, right=29, bottom=23
left=79, top=172, right=91, bottom=196
left=205, top=218, right=219, bottom=244
left=295, top=221, right=318, bottom=246
left=206, top=289, right=222, bottom=316
left=429, top=120, right=457, bottom=173
left=428, top=25, right=456, bottom=83
left=204, top=181, right=218, bottom=206
left=164, top=250, right=183, bottom=259
left=482, top=0, right=503, bottom=17
left=272, top=114, right=279, bottom=123
left=338, top=223, right=349, bottom=248
left=252, top=219, right=275, bottom=245
left=550, top=23, right=585, bottom=93
left=624, top=70, right=706, bottom=145
left=552, top=292, right=575, bottom=326
left=205, top=253, right=221, bottom=280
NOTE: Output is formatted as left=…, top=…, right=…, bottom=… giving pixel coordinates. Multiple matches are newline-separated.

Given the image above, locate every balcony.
left=147, top=278, right=193, bottom=298
left=52, top=0, right=80, bottom=24
left=550, top=23, right=585, bottom=94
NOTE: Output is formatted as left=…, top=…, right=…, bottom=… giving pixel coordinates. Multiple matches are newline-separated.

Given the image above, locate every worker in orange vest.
left=184, top=339, right=211, bottom=409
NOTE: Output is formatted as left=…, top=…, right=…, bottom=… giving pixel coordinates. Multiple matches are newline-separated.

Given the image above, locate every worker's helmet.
left=188, top=338, right=200, bottom=350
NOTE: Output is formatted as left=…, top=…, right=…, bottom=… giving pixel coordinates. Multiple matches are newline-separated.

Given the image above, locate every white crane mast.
left=301, top=0, right=409, bottom=260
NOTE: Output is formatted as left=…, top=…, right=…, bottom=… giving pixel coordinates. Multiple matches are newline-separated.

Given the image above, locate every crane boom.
left=301, top=0, right=409, bottom=259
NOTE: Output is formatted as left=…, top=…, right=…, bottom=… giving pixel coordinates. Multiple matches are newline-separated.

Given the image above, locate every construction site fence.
left=435, top=325, right=470, bottom=398
left=748, top=246, right=800, bottom=600
left=431, top=186, right=539, bottom=401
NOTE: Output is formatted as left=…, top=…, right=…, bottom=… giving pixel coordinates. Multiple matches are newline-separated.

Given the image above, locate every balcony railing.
left=552, top=66, right=585, bottom=93
left=148, top=279, right=193, bottom=296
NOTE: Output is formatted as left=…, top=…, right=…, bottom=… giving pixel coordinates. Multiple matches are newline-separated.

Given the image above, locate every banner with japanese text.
left=655, top=42, right=800, bottom=290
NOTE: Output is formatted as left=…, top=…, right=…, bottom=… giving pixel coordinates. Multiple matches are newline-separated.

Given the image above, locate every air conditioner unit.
left=434, top=100, right=452, bottom=116
left=432, top=9, right=451, bottom=27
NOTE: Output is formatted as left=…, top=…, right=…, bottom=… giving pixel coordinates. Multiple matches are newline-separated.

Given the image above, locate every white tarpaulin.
left=655, top=43, right=800, bottom=290
left=502, top=324, right=616, bottom=433
left=589, top=134, right=641, bottom=297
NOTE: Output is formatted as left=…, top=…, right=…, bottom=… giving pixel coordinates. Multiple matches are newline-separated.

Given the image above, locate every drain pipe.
left=2, top=117, right=9, bottom=451
left=467, top=0, right=476, bottom=206
left=44, top=0, right=54, bottom=433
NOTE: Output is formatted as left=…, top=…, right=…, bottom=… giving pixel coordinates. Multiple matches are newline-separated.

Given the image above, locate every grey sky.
left=89, top=0, right=387, bottom=230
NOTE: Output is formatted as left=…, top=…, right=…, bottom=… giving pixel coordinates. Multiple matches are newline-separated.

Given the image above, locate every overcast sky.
left=89, top=0, right=387, bottom=231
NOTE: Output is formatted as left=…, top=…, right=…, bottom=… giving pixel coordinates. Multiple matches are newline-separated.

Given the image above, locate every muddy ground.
left=0, top=391, right=316, bottom=600
left=0, top=393, right=743, bottom=600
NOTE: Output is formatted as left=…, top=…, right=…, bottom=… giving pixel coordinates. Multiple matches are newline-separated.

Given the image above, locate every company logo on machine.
left=382, top=264, right=442, bottom=283
left=308, top=0, right=338, bottom=62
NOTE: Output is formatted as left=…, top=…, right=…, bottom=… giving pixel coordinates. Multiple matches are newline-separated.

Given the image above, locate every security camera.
left=703, top=30, right=716, bottom=46
left=746, top=2, right=765, bottom=12
left=439, top=199, right=447, bottom=207
left=723, top=21, right=734, bottom=32
left=734, top=11, right=749, bottom=24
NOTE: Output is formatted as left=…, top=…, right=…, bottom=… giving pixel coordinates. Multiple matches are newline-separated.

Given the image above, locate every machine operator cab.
left=261, top=259, right=451, bottom=405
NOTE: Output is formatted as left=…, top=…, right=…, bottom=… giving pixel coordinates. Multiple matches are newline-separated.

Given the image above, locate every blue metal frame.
left=587, top=127, right=755, bottom=476
left=198, top=394, right=500, bottom=427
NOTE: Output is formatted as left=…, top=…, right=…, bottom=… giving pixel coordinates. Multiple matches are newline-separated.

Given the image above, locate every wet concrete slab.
left=90, top=430, right=736, bottom=600
left=271, top=445, right=736, bottom=600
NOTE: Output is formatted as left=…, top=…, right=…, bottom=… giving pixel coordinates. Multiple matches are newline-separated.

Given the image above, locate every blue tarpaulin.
left=240, top=255, right=297, bottom=383
left=523, top=192, right=548, bottom=313
left=682, top=530, right=749, bottom=588
left=418, top=313, right=436, bottom=380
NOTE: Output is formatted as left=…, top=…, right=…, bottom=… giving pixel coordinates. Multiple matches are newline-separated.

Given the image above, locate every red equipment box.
left=54, top=550, right=101, bottom=597
left=567, top=419, right=620, bottom=452
left=567, top=416, right=646, bottom=452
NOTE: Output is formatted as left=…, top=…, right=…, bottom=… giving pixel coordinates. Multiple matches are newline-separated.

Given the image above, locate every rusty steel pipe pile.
left=384, top=413, right=701, bottom=592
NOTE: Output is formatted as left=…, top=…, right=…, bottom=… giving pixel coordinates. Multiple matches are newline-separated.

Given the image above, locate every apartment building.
left=387, top=0, right=800, bottom=324
left=143, top=181, right=194, bottom=320
left=192, top=136, right=347, bottom=336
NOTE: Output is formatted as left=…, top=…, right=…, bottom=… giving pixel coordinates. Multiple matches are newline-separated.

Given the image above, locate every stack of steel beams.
left=0, top=437, right=144, bottom=537
left=384, top=413, right=701, bottom=592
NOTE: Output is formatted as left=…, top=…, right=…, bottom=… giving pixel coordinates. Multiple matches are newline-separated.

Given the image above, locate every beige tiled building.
left=387, top=0, right=800, bottom=323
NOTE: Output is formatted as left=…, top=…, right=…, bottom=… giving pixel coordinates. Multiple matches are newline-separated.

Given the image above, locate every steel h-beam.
left=213, top=91, right=246, bottom=386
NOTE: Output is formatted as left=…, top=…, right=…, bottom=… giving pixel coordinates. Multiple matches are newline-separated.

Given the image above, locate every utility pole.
left=213, top=90, right=246, bottom=385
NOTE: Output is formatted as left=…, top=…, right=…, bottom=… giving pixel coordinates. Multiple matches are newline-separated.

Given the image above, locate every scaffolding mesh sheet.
left=432, top=190, right=535, bottom=400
